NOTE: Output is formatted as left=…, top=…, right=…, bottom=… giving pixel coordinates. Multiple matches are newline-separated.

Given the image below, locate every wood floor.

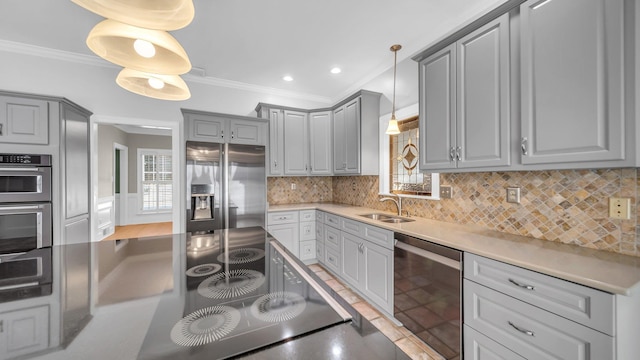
left=102, top=222, right=173, bottom=241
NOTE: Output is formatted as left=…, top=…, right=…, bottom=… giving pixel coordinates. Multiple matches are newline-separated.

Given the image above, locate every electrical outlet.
left=440, top=185, right=452, bottom=199
left=609, top=197, right=631, bottom=219
left=290, top=183, right=296, bottom=190
left=506, top=187, right=521, bottom=204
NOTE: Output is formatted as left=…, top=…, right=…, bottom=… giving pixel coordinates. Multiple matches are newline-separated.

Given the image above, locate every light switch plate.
left=440, top=185, right=452, bottom=199
left=506, top=187, right=521, bottom=204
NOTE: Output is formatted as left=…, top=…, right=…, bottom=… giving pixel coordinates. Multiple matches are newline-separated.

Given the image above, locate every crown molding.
left=0, top=39, right=333, bottom=105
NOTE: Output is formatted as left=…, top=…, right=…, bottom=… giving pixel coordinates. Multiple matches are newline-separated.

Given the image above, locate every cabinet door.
left=0, top=96, right=49, bottom=145
left=229, top=119, right=266, bottom=145
left=283, top=110, right=309, bottom=175
left=464, top=324, right=526, bottom=360
left=186, top=113, right=226, bottom=142
left=267, top=109, right=284, bottom=175
left=332, top=106, right=346, bottom=173
left=340, top=232, right=363, bottom=286
left=342, top=98, right=361, bottom=173
left=0, top=306, right=49, bottom=359
left=61, top=103, right=90, bottom=219
left=362, top=241, right=393, bottom=313
left=419, top=44, right=457, bottom=171
left=520, top=0, right=625, bottom=165
left=299, top=240, right=316, bottom=261
left=457, top=14, right=510, bottom=169
left=299, top=221, right=315, bottom=241
left=309, top=111, right=332, bottom=175
left=268, top=223, right=299, bottom=257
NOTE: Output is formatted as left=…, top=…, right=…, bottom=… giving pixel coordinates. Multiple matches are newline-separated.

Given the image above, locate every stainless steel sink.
left=358, top=213, right=415, bottom=223
left=379, top=217, right=414, bottom=223
left=359, top=213, right=394, bottom=220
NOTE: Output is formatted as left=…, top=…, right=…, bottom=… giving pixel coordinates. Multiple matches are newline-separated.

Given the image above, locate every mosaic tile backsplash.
left=269, top=169, right=640, bottom=257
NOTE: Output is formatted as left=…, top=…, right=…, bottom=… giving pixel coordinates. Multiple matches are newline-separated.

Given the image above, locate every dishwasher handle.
left=395, top=241, right=461, bottom=270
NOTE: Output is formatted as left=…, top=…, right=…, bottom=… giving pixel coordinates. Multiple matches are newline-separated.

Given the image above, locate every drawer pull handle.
left=508, top=321, right=535, bottom=337
left=509, top=278, right=535, bottom=291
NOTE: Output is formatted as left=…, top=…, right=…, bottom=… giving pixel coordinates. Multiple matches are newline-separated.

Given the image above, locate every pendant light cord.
left=390, top=44, right=401, bottom=119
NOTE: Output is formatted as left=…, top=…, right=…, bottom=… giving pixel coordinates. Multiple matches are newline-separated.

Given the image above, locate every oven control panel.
left=0, top=154, right=52, bottom=165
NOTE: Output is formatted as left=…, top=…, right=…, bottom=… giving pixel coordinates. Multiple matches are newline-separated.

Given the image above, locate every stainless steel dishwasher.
left=393, top=232, right=462, bottom=360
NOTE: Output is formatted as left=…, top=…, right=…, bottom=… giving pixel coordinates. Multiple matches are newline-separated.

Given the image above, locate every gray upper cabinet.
left=309, top=111, right=332, bottom=175
left=419, top=14, right=510, bottom=172
left=0, top=96, right=49, bottom=145
left=256, top=90, right=380, bottom=177
left=283, top=110, right=309, bottom=175
left=520, top=0, right=625, bottom=165
left=184, top=110, right=267, bottom=146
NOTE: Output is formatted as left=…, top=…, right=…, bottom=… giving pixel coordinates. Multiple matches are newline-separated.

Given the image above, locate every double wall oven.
left=0, top=154, right=53, bottom=300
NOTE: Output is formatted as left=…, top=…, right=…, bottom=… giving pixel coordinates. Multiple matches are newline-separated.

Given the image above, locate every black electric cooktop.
left=137, top=227, right=350, bottom=359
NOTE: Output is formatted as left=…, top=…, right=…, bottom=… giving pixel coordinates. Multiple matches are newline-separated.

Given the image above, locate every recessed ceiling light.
left=283, top=75, right=293, bottom=82
left=330, top=67, right=341, bottom=74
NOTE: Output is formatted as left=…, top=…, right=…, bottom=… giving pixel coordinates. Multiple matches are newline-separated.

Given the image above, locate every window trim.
left=137, top=148, right=173, bottom=214
left=378, top=103, right=440, bottom=200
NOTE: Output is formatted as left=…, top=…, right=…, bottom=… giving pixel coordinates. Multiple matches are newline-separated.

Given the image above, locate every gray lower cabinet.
left=0, top=96, right=49, bottom=145
left=463, top=253, right=639, bottom=359
left=0, top=305, right=49, bottom=359
left=520, top=0, right=626, bottom=166
left=267, top=211, right=300, bottom=257
left=419, top=13, right=510, bottom=172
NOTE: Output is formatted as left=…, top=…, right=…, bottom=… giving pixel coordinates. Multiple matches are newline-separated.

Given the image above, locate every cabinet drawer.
left=267, top=211, right=299, bottom=225
left=464, top=279, right=614, bottom=360
left=324, top=246, right=341, bottom=274
left=316, top=211, right=324, bottom=222
left=316, top=242, right=325, bottom=264
left=300, top=240, right=316, bottom=261
left=341, top=218, right=393, bottom=250
left=300, top=210, right=316, bottom=221
left=324, top=213, right=341, bottom=228
left=464, top=253, right=614, bottom=335
left=324, top=225, right=340, bottom=250
left=464, top=324, right=525, bottom=360
left=315, top=222, right=324, bottom=243
left=299, top=221, right=316, bottom=241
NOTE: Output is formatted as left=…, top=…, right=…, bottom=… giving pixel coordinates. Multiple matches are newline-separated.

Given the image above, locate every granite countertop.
left=269, top=202, right=640, bottom=296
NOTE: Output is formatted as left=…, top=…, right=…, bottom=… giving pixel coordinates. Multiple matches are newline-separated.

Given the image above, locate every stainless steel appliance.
left=0, top=247, right=53, bottom=303
left=393, top=232, right=462, bottom=360
left=0, top=154, right=53, bottom=254
left=0, top=154, right=52, bottom=203
left=186, top=141, right=266, bottom=233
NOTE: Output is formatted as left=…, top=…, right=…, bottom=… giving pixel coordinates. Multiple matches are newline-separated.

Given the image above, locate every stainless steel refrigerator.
left=186, top=141, right=266, bottom=233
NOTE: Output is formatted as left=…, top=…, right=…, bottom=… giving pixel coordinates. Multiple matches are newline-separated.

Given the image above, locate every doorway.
left=113, top=143, right=128, bottom=226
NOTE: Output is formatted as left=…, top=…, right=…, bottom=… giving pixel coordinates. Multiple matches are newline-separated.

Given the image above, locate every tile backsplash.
left=269, top=169, right=640, bottom=258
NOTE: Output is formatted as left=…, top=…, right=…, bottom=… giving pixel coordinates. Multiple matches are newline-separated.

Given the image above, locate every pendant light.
left=385, top=44, right=402, bottom=135
left=116, top=68, right=191, bottom=101
left=71, top=0, right=194, bottom=31
left=86, top=19, right=192, bottom=75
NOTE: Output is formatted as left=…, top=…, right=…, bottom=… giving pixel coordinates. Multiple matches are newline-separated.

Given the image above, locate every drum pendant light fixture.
left=71, top=0, right=195, bottom=31
left=86, top=19, right=191, bottom=75
left=116, top=68, right=191, bottom=101
left=385, top=44, right=402, bottom=135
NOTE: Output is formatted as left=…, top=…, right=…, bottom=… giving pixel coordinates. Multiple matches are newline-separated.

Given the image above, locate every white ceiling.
left=0, top=0, right=506, bottom=107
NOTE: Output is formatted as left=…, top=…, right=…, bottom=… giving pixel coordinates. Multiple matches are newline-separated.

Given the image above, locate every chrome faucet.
left=379, top=195, right=404, bottom=216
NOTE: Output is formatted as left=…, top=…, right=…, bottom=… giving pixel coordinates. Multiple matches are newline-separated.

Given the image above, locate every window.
left=378, top=105, right=439, bottom=199
left=139, top=149, right=172, bottom=212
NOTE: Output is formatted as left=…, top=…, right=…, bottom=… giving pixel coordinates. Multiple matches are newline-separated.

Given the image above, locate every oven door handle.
left=395, top=241, right=461, bottom=270
left=0, top=167, right=41, bottom=172
left=0, top=205, right=41, bottom=211
left=0, top=282, right=40, bottom=291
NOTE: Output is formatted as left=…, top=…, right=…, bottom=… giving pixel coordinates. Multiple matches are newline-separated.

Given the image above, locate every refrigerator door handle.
left=223, top=144, right=229, bottom=229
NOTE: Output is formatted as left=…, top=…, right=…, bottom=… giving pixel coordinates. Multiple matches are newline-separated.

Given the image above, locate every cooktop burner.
left=250, top=291, right=307, bottom=322
left=138, top=227, right=350, bottom=360
left=197, top=269, right=265, bottom=299
left=170, top=305, right=242, bottom=347
left=217, top=247, right=265, bottom=264
left=186, top=263, right=222, bottom=277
